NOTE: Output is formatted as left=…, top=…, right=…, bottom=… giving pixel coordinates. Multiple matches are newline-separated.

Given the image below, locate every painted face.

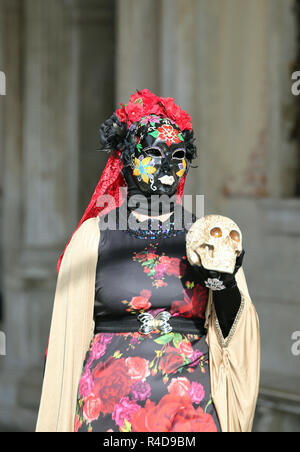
left=129, top=116, right=188, bottom=196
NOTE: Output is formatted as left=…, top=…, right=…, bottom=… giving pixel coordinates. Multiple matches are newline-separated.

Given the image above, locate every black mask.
left=122, top=117, right=189, bottom=215
left=131, top=118, right=188, bottom=188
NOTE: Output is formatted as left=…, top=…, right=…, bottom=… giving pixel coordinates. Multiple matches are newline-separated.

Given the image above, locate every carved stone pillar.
left=116, top=0, right=160, bottom=104
left=159, top=0, right=297, bottom=206
left=0, top=0, right=116, bottom=432
left=0, top=0, right=81, bottom=430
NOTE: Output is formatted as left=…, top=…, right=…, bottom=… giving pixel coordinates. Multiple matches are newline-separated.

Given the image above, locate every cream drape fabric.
left=36, top=216, right=260, bottom=432
left=205, top=267, right=261, bottom=432
left=36, top=217, right=100, bottom=432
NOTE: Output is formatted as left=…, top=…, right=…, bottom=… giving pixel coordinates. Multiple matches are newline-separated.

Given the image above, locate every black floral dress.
left=75, top=206, right=221, bottom=432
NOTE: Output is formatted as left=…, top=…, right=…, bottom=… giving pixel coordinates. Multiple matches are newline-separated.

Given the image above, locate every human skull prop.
left=186, top=215, right=242, bottom=274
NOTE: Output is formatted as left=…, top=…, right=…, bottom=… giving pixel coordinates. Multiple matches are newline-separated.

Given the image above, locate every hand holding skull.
left=186, top=215, right=245, bottom=291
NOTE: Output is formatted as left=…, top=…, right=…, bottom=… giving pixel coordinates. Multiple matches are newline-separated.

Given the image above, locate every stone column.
left=159, top=0, right=297, bottom=208
left=70, top=0, right=116, bottom=215
left=116, top=0, right=160, bottom=104
left=0, top=0, right=81, bottom=430
left=0, top=0, right=6, bottom=326
left=0, top=0, right=116, bottom=431
left=0, top=0, right=25, bottom=430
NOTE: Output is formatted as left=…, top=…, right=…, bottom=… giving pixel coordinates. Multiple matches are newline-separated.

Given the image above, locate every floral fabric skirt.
left=75, top=329, right=221, bottom=432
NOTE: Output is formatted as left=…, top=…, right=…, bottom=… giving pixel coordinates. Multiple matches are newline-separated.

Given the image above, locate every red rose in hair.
left=125, top=357, right=150, bottom=381
left=177, top=110, right=193, bottom=131
left=159, top=346, right=185, bottom=374
left=115, top=105, right=127, bottom=122
left=161, top=98, right=182, bottom=121
left=137, top=89, right=159, bottom=110
left=115, top=89, right=193, bottom=131
left=160, top=97, right=193, bottom=131
left=93, top=358, right=131, bottom=415
left=149, top=103, right=164, bottom=117
left=126, top=102, right=143, bottom=123
left=82, top=393, right=102, bottom=423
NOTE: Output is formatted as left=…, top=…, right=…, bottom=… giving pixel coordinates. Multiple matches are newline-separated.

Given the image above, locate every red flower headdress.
left=57, top=89, right=193, bottom=273
left=115, top=89, right=193, bottom=132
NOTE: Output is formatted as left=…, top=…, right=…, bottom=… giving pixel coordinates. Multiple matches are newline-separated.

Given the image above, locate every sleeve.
left=212, top=285, right=242, bottom=339
left=205, top=267, right=260, bottom=432
left=35, top=217, right=100, bottom=432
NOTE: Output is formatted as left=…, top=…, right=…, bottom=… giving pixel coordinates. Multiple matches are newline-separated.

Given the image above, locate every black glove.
left=192, top=251, right=245, bottom=339
left=192, top=250, right=245, bottom=291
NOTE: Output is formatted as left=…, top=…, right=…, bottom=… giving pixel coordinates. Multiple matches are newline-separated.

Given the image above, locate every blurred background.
left=0, top=0, right=299, bottom=432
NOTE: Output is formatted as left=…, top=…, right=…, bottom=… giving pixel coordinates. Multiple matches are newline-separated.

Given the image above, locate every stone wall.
left=0, top=0, right=116, bottom=431
left=0, top=0, right=299, bottom=432
left=116, top=0, right=300, bottom=432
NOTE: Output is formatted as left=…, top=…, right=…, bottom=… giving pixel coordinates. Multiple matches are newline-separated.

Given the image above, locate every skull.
left=186, top=215, right=243, bottom=274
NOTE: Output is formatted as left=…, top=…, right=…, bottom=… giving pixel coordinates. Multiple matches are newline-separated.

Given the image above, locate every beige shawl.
left=36, top=216, right=260, bottom=432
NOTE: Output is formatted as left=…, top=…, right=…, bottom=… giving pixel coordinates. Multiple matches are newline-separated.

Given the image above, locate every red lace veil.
left=57, top=89, right=192, bottom=273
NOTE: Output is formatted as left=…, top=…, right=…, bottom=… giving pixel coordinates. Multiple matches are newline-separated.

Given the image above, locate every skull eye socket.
left=210, top=227, right=222, bottom=238
left=230, top=230, right=240, bottom=242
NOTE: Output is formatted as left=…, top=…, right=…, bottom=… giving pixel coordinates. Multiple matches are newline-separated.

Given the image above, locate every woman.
left=36, top=89, right=260, bottom=432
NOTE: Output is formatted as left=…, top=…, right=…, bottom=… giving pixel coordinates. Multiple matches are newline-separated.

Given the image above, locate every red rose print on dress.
left=188, top=381, right=205, bottom=404
left=132, top=246, right=186, bottom=288
left=177, top=340, right=194, bottom=358
left=112, top=396, right=141, bottom=429
left=130, top=296, right=151, bottom=311
left=74, top=415, right=83, bottom=432
left=159, top=346, right=185, bottom=374
left=167, top=377, right=191, bottom=397
left=78, top=369, right=94, bottom=398
left=121, top=289, right=152, bottom=314
left=93, top=358, right=132, bottom=415
left=82, top=393, right=102, bottom=423
left=130, top=393, right=217, bottom=432
left=172, top=404, right=217, bottom=432
left=170, top=283, right=208, bottom=318
left=125, top=357, right=151, bottom=381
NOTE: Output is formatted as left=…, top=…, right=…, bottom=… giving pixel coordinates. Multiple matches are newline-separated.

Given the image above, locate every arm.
left=193, top=251, right=245, bottom=339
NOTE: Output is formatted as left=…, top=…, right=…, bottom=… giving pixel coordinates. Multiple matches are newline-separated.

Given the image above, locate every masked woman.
left=36, top=89, right=260, bottom=432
